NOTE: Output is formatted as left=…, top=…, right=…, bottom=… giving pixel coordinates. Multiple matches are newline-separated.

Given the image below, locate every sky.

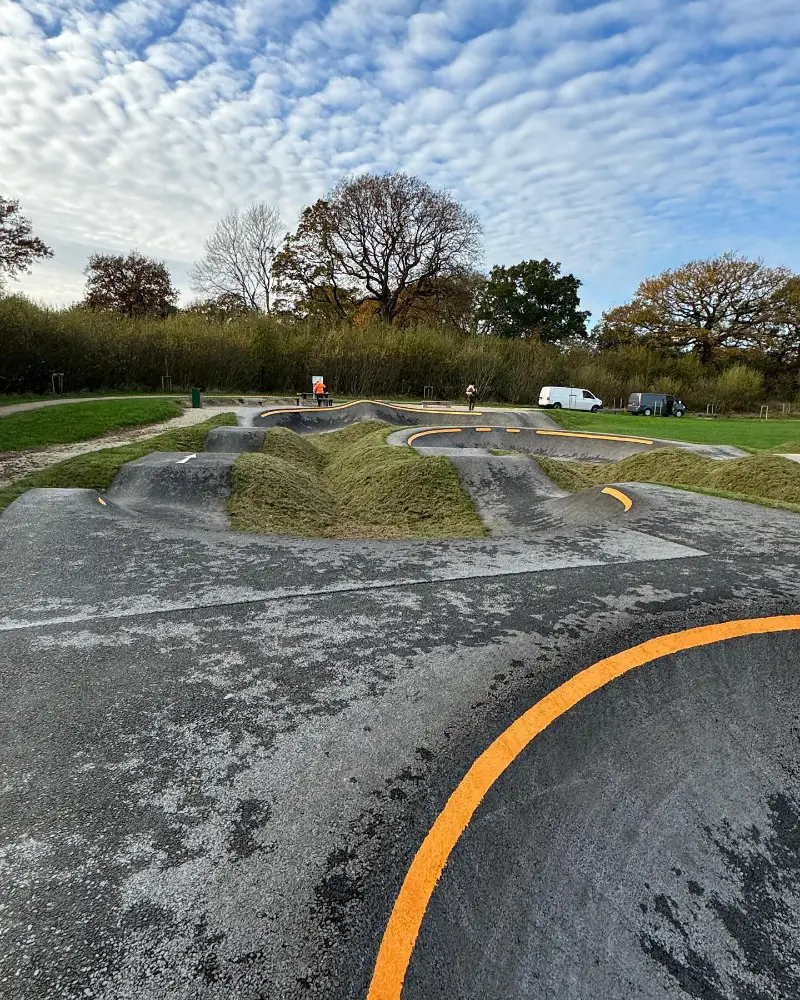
left=2, top=0, right=799, bottom=322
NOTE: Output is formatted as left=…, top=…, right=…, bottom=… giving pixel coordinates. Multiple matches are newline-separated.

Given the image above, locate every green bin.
left=191, top=387, right=202, bottom=408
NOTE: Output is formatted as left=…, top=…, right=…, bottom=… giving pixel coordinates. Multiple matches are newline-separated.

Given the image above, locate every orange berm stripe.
left=406, top=428, right=462, bottom=445
left=535, top=429, right=653, bottom=445
left=601, top=487, right=633, bottom=511
left=260, top=399, right=482, bottom=418
left=367, top=615, right=800, bottom=999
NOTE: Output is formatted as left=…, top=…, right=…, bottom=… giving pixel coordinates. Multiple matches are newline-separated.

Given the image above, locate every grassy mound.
left=0, top=414, right=237, bottom=511
left=768, top=439, right=800, bottom=454
left=535, top=449, right=800, bottom=512
left=229, top=455, right=335, bottom=535
left=228, top=423, right=486, bottom=539
left=0, top=398, right=183, bottom=451
left=312, top=420, right=388, bottom=455
left=263, top=425, right=326, bottom=473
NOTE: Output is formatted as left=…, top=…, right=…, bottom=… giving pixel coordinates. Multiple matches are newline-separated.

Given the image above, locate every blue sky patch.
left=2, top=0, right=798, bottom=316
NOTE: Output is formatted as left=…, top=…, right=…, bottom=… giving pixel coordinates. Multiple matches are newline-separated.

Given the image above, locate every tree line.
left=1, top=296, right=781, bottom=411
left=1, top=176, right=799, bottom=402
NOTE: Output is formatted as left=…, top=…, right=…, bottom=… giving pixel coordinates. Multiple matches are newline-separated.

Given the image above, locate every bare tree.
left=190, top=202, right=284, bottom=314
left=84, top=251, right=178, bottom=318
left=0, top=196, right=53, bottom=284
left=273, top=173, right=482, bottom=324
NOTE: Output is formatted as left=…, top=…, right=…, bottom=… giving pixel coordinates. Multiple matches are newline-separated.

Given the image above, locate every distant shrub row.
left=0, top=296, right=794, bottom=411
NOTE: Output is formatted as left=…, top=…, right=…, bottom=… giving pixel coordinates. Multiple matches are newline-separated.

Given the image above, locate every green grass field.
left=229, top=422, right=486, bottom=539
left=535, top=449, right=800, bottom=514
left=0, top=414, right=237, bottom=511
left=546, top=408, right=800, bottom=452
left=0, top=391, right=193, bottom=406
left=0, top=398, right=184, bottom=451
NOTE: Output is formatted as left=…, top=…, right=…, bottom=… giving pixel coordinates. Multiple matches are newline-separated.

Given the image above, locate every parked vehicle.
left=538, top=386, right=603, bottom=412
left=627, top=392, right=686, bottom=417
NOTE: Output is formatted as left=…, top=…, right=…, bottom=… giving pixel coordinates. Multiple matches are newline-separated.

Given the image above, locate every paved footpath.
left=0, top=395, right=188, bottom=417
left=1, top=407, right=799, bottom=1000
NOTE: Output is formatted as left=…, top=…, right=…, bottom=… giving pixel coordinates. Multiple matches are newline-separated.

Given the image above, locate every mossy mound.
left=536, top=448, right=800, bottom=510
left=229, top=422, right=486, bottom=539
left=228, top=453, right=336, bottom=535
left=263, top=426, right=326, bottom=473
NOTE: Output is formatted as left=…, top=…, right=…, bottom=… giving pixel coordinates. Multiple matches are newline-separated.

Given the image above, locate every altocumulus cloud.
left=2, top=0, right=799, bottom=316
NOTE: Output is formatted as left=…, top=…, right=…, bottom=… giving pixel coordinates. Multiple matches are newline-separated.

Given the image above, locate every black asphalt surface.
left=247, top=399, right=554, bottom=432
left=205, top=426, right=267, bottom=453
left=405, top=630, right=800, bottom=999
left=417, top=450, right=569, bottom=535
left=107, top=451, right=236, bottom=529
left=1, top=403, right=798, bottom=1000
left=391, top=424, right=746, bottom=461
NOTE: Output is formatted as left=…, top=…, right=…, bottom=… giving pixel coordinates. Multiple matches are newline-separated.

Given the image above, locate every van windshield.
left=628, top=393, right=640, bottom=403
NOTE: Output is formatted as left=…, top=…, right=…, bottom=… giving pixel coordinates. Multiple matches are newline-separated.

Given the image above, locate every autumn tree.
left=272, top=204, right=354, bottom=323
left=191, top=202, right=283, bottom=314
left=183, top=292, right=253, bottom=321
left=83, top=251, right=178, bottom=318
left=596, top=253, right=794, bottom=364
left=766, top=276, right=800, bottom=365
left=273, top=173, right=482, bottom=325
left=0, top=196, right=53, bottom=289
left=394, top=271, right=486, bottom=332
left=289, top=283, right=361, bottom=325
left=477, top=259, right=590, bottom=341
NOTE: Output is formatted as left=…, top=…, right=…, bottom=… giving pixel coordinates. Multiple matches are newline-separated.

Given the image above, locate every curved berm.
left=390, top=624, right=800, bottom=1000
left=247, top=400, right=555, bottom=432
left=399, top=425, right=661, bottom=461
left=522, top=483, right=641, bottom=528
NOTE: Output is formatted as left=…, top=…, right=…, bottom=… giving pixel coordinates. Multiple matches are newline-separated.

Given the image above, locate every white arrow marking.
left=177, top=453, right=197, bottom=464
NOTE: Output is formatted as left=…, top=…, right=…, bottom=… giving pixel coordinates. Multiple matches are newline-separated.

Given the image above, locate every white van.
left=538, top=386, right=603, bottom=412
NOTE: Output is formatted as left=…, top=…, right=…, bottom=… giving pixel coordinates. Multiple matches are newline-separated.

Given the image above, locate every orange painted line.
left=601, top=486, right=633, bottom=511
left=474, top=427, right=492, bottom=432
left=259, top=399, right=483, bottom=418
left=406, top=428, right=462, bottom=446
left=535, top=429, right=653, bottom=445
left=506, top=428, right=521, bottom=433
left=367, top=615, right=800, bottom=1000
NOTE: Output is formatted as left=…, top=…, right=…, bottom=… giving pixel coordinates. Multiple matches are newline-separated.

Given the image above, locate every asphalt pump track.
left=101, top=400, right=744, bottom=532
left=1, top=399, right=798, bottom=1000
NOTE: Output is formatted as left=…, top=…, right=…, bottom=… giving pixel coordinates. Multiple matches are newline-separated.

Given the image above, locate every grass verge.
left=229, top=422, right=487, bottom=539
left=0, top=414, right=237, bottom=512
left=0, top=398, right=183, bottom=451
left=0, top=391, right=188, bottom=405
left=546, top=408, right=800, bottom=451
left=534, top=449, right=800, bottom=513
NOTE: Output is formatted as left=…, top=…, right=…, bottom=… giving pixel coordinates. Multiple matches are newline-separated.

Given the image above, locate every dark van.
left=627, top=392, right=686, bottom=417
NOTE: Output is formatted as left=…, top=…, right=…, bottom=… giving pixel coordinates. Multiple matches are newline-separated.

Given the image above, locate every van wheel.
left=674, top=409, right=684, bottom=417
left=552, top=402, right=562, bottom=409
left=591, top=405, right=600, bottom=413
left=643, top=408, right=652, bottom=416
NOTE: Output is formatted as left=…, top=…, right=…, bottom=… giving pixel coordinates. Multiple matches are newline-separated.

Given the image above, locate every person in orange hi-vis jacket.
left=314, top=380, right=326, bottom=406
